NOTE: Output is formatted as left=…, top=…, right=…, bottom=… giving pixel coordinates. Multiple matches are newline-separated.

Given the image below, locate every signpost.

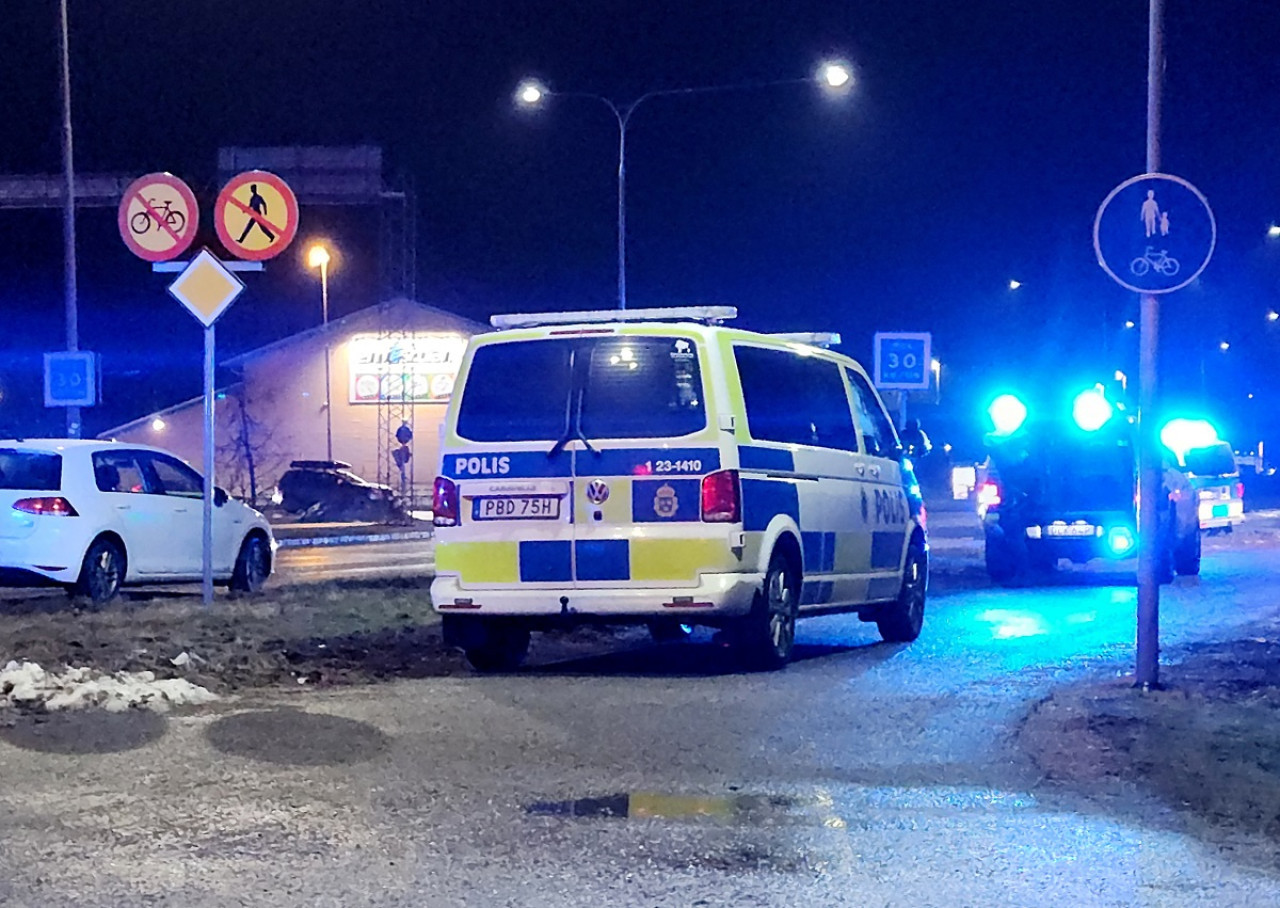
left=167, top=249, right=246, bottom=605
left=43, top=351, right=97, bottom=408
left=214, top=170, right=299, bottom=261
left=873, top=331, right=932, bottom=428
left=118, top=169, right=299, bottom=605
left=117, top=173, right=200, bottom=262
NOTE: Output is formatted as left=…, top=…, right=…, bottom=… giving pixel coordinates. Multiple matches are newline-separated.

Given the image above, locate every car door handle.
left=115, top=504, right=131, bottom=511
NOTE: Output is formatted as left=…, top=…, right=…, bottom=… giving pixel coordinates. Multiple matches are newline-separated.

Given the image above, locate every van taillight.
left=433, top=477, right=459, bottom=526
left=701, top=469, right=740, bottom=523
left=13, top=497, right=78, bottom=517
left=977, top=479, right=1002, bottom=510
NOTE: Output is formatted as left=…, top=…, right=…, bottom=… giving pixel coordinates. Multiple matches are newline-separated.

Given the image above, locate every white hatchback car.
left=0, top=439, right=274, bottom=604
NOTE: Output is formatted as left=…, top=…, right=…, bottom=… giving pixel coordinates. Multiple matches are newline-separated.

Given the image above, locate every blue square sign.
left=873, top=332, right=932, bottom=390
left=44, top=352, right=98, bottom=407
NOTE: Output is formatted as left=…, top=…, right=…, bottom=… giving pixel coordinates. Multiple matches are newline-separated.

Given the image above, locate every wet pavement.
left=1, top=512, right=1279, bottom=905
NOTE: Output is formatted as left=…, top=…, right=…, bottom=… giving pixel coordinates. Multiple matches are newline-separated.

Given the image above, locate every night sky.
left=3, top=1, right=1280, bottom=452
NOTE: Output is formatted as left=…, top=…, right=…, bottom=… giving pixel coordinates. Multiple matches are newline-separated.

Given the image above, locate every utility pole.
left=58, top=0, right=81, bottom=437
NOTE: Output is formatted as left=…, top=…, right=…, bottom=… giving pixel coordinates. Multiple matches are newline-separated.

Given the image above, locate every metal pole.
left=57, top=0, right=80, bottom=438
left=321, top=260, right=333, bottom=461
left=202, top=325, right=216, bottom=605
left=1135, top=0, right=1164, bottom=689
left=898, top=392, right=908, bottom=431
left=616, top=117, right=627, bottom=310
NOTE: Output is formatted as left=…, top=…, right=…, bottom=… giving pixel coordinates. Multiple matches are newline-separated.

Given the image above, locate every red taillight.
left=977, top=479, right=1002, bottom=510
left=432, top=476, right=459, bottom=527
left=13, top=497, right=78, bottom=517
left=700, top=469, right=740, bottom=523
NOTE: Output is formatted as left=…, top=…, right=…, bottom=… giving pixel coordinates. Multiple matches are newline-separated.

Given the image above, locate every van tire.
left=877, top=537, right=927, bottom=643
left=735, top=550, right=799, bottom=672
left=464, top=622, right=531, bottom=673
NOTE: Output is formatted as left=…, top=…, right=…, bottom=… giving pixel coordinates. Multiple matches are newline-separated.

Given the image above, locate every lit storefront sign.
left=347, top=333, right=468, bottom=404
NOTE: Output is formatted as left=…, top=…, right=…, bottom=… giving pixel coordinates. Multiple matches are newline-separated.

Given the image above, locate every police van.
left=430, top=307, right=927, bottom=671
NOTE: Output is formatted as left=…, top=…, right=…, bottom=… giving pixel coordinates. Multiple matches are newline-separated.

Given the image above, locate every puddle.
left=206, top=707, right=390, bottom=766
left=0, top=708, right=167, bottom=754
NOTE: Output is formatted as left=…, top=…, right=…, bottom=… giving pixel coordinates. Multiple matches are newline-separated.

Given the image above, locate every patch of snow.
left=0, top=660, right=219, bottom=713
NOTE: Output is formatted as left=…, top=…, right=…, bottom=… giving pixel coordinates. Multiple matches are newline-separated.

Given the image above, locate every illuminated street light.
left=1268, top=310, right=1279, bottom=322
left=1268, top=224, right=1280, bottom=238
left=307, top=242, right=335, bottom=461
left=1124, top=320, right=1136, bottom=329
left=1008, top=279, right=1022, bottom=290
left=151, top=417, right=166, bottom=432
left=1219, top=341, right=1230, bottom=352
left=515, top=63, right=852, bottom=309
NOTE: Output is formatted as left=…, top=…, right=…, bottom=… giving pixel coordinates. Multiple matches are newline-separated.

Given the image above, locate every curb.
left=276, top=530, right=436, bottom=549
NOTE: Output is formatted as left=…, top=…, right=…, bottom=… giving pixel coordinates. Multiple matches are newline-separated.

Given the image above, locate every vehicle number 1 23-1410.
left=644, top=459, right=703, bottom=475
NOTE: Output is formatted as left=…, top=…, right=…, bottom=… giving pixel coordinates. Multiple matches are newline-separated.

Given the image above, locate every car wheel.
left=735, top=549, right=799, bottom=671
left=464, top=621, right=531, bottom=673
left=72, top=537, right=125, bottom=607
left=877, top=537, right=927, bottom=643
left=647, top=619, right=694, bottom=644
left=1174, top=526, right=1202, bottom=577
left=229, top=535, right=271, bottom=595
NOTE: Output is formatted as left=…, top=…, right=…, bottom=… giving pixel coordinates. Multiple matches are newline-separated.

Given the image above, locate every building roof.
left=222, top=297, right=486, bottom=369
left=96, top=383, right=244, bottom=440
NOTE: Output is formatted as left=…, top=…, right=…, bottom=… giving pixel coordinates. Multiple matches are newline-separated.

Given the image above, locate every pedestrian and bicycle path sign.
left=1093, top=172, right=1215, bottom=295
left=214, top=170, right=299, bottom=261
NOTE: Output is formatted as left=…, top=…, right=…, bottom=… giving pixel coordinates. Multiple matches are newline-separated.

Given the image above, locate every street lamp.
left=1268, top=224, right=1280, bottom=238
left=307, top=243, right=334, bottom=461
left=1268, top=310, right=1279, bottom=322
left=1008, top=279, right=1022, bottom=290
left=516, top=61, right=853, bottom=309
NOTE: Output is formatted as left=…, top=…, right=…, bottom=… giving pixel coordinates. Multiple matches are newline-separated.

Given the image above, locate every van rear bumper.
left=430, top=572, right=763, bottom=619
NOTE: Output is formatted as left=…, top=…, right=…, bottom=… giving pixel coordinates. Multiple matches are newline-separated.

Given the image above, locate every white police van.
left=430, top=307, right=927, bottom=671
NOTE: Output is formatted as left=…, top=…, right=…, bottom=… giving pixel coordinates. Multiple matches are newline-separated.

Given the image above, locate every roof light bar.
left=768, top=332, right=842, bottom=348
left=490, top=306, right=738, bottom=330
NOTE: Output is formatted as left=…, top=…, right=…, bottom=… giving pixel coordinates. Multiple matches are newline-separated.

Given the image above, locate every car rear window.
left=0, top=450, right=62, bottom=491
left=456, top=336, right=705, bottom=442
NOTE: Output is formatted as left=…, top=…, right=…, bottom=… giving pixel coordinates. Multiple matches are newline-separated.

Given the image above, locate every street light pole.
left=308, top=244, right=334, bottom=461
left=518, top=63, right=852, bottom=311
left=57, top=0, right=80, bottom=438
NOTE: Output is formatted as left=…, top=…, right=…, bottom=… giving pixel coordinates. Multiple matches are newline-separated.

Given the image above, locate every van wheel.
left=877, top=538, right=927, bottom=643
left=647, top=619, right=693, bottom=644
left=1174, top=526, right=1202, bottom=577
left=465, top=622, right=531, bottom=673
left=735, top=550, right=799, bottom=671
left=72, top=537, right=125, bottom=607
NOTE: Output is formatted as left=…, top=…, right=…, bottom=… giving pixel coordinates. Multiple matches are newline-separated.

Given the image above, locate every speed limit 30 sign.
left=873, top=332, right=932, bottom=390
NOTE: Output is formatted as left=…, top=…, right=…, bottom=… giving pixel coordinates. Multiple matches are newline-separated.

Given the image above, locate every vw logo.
left=586, top=479, right=611, bottom=505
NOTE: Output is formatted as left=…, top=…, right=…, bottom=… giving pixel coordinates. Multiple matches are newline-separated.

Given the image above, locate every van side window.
left=845, top=369, right=898, bottom=458
left=735, top=346, right=858, bottom=451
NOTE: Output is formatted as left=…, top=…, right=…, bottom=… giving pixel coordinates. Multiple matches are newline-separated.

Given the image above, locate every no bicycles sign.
left=1093, top=173, right=1215, bottom=295
left=117, top=172, right=200, bottom=262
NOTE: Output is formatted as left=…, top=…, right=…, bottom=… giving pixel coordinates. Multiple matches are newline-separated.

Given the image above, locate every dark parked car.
left=274, top=460, right=406, bottom=523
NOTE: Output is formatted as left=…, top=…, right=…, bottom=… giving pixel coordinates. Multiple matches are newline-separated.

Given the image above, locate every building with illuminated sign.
left=101, top=298, right=485, bottom=507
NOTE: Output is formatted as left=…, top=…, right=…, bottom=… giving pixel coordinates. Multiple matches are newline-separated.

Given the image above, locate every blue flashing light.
left=1105, top=526, right=1136, bottom=557
left=1072, top=388, right=1113, bottom=432
left=987, top=394, right=1028, bottom=436
left=1160, top=418, right=1219, bottom=458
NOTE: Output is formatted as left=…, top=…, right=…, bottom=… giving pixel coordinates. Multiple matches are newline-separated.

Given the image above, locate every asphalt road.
left=274, top=538, right=435, bottom=585
left=3, top=513, right=1280, bottom=906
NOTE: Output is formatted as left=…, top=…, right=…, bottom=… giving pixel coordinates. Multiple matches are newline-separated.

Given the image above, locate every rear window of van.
left=0, top=450, right=62, bottom=491
left=457, top=336, right=705, bottom=442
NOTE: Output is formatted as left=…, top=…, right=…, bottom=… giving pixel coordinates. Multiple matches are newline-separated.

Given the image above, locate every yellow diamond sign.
left=167, top=249, right=245, bottom=327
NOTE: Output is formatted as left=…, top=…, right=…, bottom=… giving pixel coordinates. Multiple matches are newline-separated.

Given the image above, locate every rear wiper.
left=545, top=344, right=601, bottom=458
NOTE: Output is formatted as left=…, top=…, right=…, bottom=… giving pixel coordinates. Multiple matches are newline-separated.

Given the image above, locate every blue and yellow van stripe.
left=436, top=537, right=738, bottom=585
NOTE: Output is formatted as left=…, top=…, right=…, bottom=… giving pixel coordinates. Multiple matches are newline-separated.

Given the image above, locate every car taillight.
left=977, top=479, right=1002, bottom=510
left=701, top=469, right=740, bottom=523
left=432, top=476, right=459, bottom=526
left=13, top=497, right=78, bottom=517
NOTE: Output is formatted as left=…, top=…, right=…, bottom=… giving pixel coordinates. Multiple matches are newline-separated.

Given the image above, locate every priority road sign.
left=1094, top=173, right=1215, bottom=295
left=118, top=173, right=199, bottom=262
left=43, top=352, right=98, bottom=408
left=168, top=249, right=245, bottom=327
left=873, top=332, right=932, bottom=390
left=214, top=170, right=299, bottom=261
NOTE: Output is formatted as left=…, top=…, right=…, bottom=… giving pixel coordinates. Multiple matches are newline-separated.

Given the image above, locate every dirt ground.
left=1020, top=627, right=1280, bottom=870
